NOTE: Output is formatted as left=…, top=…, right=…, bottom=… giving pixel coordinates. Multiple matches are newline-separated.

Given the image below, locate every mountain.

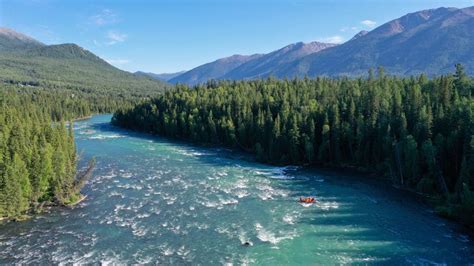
left=350, top=30, right=369, bottom=41
left=170, top=54, right=263, bottom=85
left=0, top=27, right=44, bottom=51
left=170, top=41, right=335, bottom=85
left=135, top=71, right=186, bottom=81
left=222, top=41, right=336, bottom=80
left=169, top=6, right=474, bottom=83
left=279, top=6, right=474, bottom=77
left=0, top=28, right=167, bottom=96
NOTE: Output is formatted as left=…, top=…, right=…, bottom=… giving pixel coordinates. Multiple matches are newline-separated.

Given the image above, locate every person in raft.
left=299, top=197, right=315, bottom=203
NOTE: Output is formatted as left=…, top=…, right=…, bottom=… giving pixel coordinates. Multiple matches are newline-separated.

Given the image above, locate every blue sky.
left=1, top=0, right=473, bottom=73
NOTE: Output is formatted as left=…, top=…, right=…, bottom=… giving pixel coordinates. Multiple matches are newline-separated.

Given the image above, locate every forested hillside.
left=0, top=28, right=168, bottom=98
left=0, top=85, right=96, bottom=220
left=0, top=28, right=166, bottom=221
left=113, top=65, right=474, bottom=227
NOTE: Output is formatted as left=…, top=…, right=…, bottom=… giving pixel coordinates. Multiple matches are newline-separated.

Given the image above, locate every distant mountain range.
left=0, top=27, right=167, bottom=96
left=2, top=5, right=473, bottom=90
left=170, top=54, right=264, bottom=85
left=169, top=6, right=474, bottom=85
left=170, top=42, right=334, bottom=85
left=134, top=71, right=185, bottom=82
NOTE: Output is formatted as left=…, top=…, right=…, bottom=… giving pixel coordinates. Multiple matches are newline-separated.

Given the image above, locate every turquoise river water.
left=0, top=114, right=473, bottom=264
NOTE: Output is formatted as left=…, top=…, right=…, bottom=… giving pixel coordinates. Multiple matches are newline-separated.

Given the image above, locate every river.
left=0, top=114, right=473, bottom=264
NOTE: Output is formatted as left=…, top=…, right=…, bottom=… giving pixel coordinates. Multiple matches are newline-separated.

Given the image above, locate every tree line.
left=113, top=65, right=474, bottom=227
left=0, top=85, right=97, bottom=220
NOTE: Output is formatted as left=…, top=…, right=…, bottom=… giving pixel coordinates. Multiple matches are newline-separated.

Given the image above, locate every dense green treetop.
left=0, top=85, right=95, bottom=220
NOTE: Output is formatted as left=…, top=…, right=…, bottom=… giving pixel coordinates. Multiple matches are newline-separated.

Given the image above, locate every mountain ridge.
left=0, top=27, right=167, bottom=96
left=169, top=6, right=474, bottom=84
left=170, top=41, right=336, bottom=85
left=0, top=27, right=44, bottom=51
left=222, top=41, right=336, bottom=80
left=279, top=6, right=474, bottom=77
left=169, top=53, right=263, bottom=85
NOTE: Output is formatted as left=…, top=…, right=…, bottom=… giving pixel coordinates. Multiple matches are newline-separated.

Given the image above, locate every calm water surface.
left=0, top=114, right=473, bottom=264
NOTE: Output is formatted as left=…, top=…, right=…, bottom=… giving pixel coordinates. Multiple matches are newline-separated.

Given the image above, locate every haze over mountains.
left=169, top=6, right=474, bottom=85
left=134, top=71, right=185, bottom=82
left=0, top=27, right=167, bottom=96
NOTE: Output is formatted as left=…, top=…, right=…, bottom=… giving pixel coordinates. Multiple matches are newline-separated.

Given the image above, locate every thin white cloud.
left=106, top=30, right=127, bottom=45
left=361, top=19, right=377, bottom=28
left=89, top=9, right=118, bottom=26
left=105, top=58, right=130, bottom=65
left=320, top=35, right=344, bottom=44
left=340, top=26, right=359, bottom=33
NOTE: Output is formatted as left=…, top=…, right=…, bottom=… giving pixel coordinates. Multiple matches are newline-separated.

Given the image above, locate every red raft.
left=299, top=197, right=315, bottom=203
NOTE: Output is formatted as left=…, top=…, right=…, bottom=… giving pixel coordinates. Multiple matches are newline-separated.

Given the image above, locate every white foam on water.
left=299, top=202, right=313, bottom=208
left=191, top=151, right=208, bottom=156
left=238, top=230, right=252, bottom=246
left=89, top=134, right=123, bottom=140
left=137, top=213, right=151, bottom=219
left=219, top=196, right=239, bottom=205
left=173, top=148, right=210, bottom=158
left=121, top=172, right=133, bottom=178
left=256, top=182, right=288, bottom=198
left=217, top=171, right=228, bottom=176
left=132, top=225, right=148, bottom=237
left=405, top=257, right=446, bottom=266
left=73, top=251, right=96, bottom=264
left=283, top=213, right=298, bottom=224
left=177, top=245, right=191, bottom=260
left=240, top=255, right=256, bottom=266
left=187, top=222, right=209, bottom=230
left=169, top=224, right=182, bottom=235
left=97, top=172, right=117, bottom=180
left=109, top=191, right=125, bottom=199
left=79, top=130, right=96, bottom=135
left=135, top=255, right=153, bottom=264
left=458, top=234, right=470, bottom=243
left=258, top=193, right=273, bottom=201
left=256, top=165, right=300, bottom=180
left=163, top=247, right=174, bottom=256
left=202, top=201, right=221, bottom=208
left=254, top=223, right=296, bottom=245
left=100, top=252, right=124, bottom=265
left=316, top=201, right=339, bottom=210
left=162, top=194, right=177, bottom=205
left=216, top=225, right=231, bottom=236
left=118, top=183, right=143, bottom=191
left=235, top=190, right=249, bottom=198
left=235, top=179, right=248, bottom=189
